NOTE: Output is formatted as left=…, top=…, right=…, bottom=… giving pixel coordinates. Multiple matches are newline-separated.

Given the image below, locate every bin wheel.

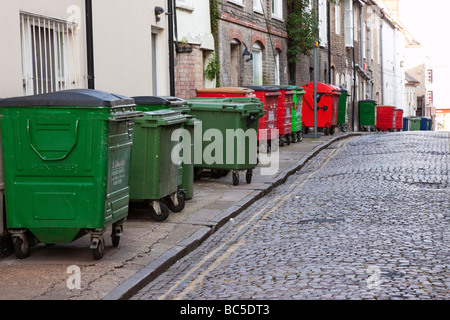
left=279, top=137, right=285, bottom=148
left=330, top=126, right=336, bottom=136
left=149, top=202, right=170, bottom=222
left=286, top=135, right=291, bottom=145
left=246, top=170, right=253, bottom=184
left=270, top=140, right=278, bottom=152
left=298, top=132, right=303, bottom=142
left=323, top=127, right=330, bottom=136
left=92, top=236, right=105, bottom=260
left=194, top=168, right=203, bottom=181
left=211, top=169, right=223, bottom=179
left=166, top=192, right=185, bottom=213
left=14, top=237, right=30, bottom=259
left=259, top=142, right=268, bottom=154
left=232, top=171, right=240, bottom=186
left=111, top=222, right=123, bottom=247
left=111, top=233, right=120, bottom=248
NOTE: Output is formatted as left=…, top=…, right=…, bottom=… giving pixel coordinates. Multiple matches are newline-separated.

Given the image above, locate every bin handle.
left=221, top=104, right=238, bottom=110
left=27, top=119, right=80, bottom=161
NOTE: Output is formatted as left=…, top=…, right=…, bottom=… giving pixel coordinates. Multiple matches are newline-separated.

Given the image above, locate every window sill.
left=227, top=0, right=245, bottom=8
left=176, top=4, right=194, bottom=12
left=272, top=15, right=284, bottom=22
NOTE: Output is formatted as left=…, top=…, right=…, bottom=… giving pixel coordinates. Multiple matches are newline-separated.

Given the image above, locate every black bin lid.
left=242, top=86, right=280, bottom=92
left=132, top=96, right=187, bottom=106
left=132, top=96, right=171, bottom=106
left=0, top=89, right=134, bottom=107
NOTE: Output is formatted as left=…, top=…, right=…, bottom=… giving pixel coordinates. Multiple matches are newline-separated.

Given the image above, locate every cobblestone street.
left=132, top=132, right=450, bottom=300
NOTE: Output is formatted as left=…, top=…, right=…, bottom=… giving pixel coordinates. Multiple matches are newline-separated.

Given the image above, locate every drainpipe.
left=85, top=0, right=95, bottom=89
left=327, top=0, right=331, bottom=84
left=380, top=19, right=384, bottom=105
left=168, top=0, right=176, bottom=96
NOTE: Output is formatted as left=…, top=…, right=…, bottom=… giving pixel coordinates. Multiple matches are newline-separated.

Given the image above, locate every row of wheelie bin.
left=0, top=89, right=269, bottom=260
left=358, top=100, right=433, bottom=132
left=358, top=100, right=404, bottom=132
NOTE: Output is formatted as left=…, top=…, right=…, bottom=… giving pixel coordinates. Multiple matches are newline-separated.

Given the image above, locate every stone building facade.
left=216, top=0, right=289, bottom=87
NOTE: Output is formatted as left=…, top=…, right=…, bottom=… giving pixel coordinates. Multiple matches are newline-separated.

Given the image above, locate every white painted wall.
left=0, top=0, right=87, bottom=98
left=176, top=0, right=214, bottom=50
left=92, top=0, right=170, bottom=97
left=0, top=0, right=170, bottom=98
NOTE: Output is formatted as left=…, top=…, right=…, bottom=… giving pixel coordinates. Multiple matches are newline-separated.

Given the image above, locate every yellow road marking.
left=158, top=138, right=354, bottom=300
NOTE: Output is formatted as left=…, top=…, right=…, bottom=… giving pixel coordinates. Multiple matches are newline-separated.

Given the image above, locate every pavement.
left=0, top=130, right=361, bottom=300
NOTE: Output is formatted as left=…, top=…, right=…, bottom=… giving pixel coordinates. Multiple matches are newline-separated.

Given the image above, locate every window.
left=427, top=91, right=433, bottom=104
left=151, top=32, right=160, bottom=95
left=20, top=12, right=78, bottom=95
left=335, top=3, right=341, bottom=35
left=271, top=0, right=283, bottom=19
left=252, top=42, right=263, bottom=85
left=254, top=0, right=264, bottom=13
left=344, top=0, right=354, bottom=47
left=274, top=50, right=280, bottom=85
left=426, top=70, right=433, bottom=84
left=318, top=0, right=327, bottom=45
left=228, top=0, right=244, bottom=6
left=177, top=0, right=194, bottom=10
left=230, top=40, right=241, bottom=87
left=361, top=22, right=366, bottom=60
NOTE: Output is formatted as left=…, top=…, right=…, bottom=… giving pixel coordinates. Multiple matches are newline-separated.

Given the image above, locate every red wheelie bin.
left=274, top=86, right=295, bottom=147
left=394, top=108, right=404, bottom=131
left=376, top=105, right=396, bottom=132
left=243, top=86, right=281, bottom=152
left=301, top=83, right=340, bottom=135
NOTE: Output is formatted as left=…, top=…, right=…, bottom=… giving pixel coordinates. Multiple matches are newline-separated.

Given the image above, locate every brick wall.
left=175, top=44, right=204, bottom=99
left=218, top=0, right=289, bottom=86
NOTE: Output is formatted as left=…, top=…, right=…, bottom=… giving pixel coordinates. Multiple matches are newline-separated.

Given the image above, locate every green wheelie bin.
left=337, top=88, right=349, bottom=132
left=409, top=117, right=421, bottom=131
left=359, top=100, right=377, bottom=132
left=131, top=96, right=199, bottom=202
left=287, top=85, right=305, bottom=143
left=129, top=109, right=187, bottom=221
left=185, top=97, right=265, bottom=186
left=0, top=89, right=141, bottom=260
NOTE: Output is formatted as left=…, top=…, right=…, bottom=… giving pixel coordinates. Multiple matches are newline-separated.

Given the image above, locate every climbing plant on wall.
left=287, top=0, right=340, bottom=62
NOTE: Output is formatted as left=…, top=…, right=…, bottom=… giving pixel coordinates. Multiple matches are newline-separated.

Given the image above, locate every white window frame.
left=20, top=12, right=78, bottom=96
left=318, top=0, right=328, bottom=46
left=151, top=31, right=160, bottom=95
left=344, top=0, right=354, bottom=47
left=228, top=0, right=244, bottom=7
left=254, top=0, right=264, bottom=13
left=252, top=42, right=263, bottom=86
left=274, top=50, right=280, bottom=85
left=335, top=3, right=341, bottom=35
left=176, top=0, right=194, bottom=10
left=426, top=69, right=433, bottom=84
left=271, top=0, right=283, bottom=20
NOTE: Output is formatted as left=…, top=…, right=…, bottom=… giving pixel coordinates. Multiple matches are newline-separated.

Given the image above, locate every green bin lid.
left=187, top=99, right=265, bottom=117
left=0, top=89, right=134, bottom=107
left=135, top=109, right=187, bottom=127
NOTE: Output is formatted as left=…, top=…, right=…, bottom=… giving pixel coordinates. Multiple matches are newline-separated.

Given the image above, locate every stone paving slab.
left=0, top=131, right=359, bottom=300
